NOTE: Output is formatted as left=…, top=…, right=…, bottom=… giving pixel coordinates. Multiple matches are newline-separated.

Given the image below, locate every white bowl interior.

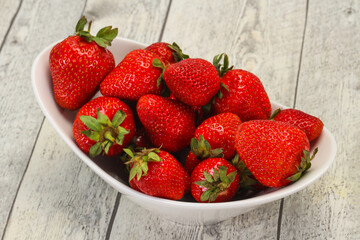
left=31, top=37, right=337, bottom=224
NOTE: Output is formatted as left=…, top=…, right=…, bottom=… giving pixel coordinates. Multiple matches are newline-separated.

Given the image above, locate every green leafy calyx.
left=287, top=148, right=318, bottom=182
left=168, top=42, right=190, bottom=62
left=231, top=154, right=258, bottom=189
left=195, top=166, right=237, bottom=202
left=124, top=147, right=162, bottom=182
left=191, top=135, right=224, bottom=160
left=75, top=16, right=118, bottom=48
left=80, top=108, right=129, bottom=158
left=213, top=53, right=234, bottom=77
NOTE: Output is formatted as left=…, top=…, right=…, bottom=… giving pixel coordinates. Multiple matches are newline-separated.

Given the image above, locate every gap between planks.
left=104, top=1, right=173, bottom=238
left=0, top=0, right=23, bottom=54
left=277, top=0, right=309, bottom=239
left=1, top=117, right=45, bottom=240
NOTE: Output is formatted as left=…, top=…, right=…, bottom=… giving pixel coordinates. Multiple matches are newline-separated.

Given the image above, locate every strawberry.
left=137, top=94, right=196, bottom=152
left=169, top=93, right=209, bottom=126
left=231, top=154, right=265, bottom=191
left=191, top=158, right=239, bottom=203
left=235, top=120, right=317, bottom=188
left=194, top=112, right=242, bottom=159
left=49, top=16, right=117, bottom=110
left=134, top=127, right=153, bottom=149
left=100, top=49, right=164, bottom=101
left=212, top=54, right=271, bottom=121
left=271, top=108, right=324, bottom=141
left=73, top=96, right=135, bottom=158
left=184, top=135, right=224, bottom=174
left=124, top=148, right=190, bottom=200
left=145, top=42, right=189, bottom=66
left=164, top=58, right=221, bottom=106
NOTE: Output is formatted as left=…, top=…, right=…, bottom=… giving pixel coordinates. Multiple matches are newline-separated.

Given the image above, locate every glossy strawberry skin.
left=145, top=42, right=175, bottom=66
left=100, top=49, right=163, bottom=101
left=137, top=94, right=196, bottom=152
left=131, top=150, right=190, bottom=200
left=273, top=109, right=324, bottom=141
left=213, top=69, right=271, bottom=121
left=164, top=58, right=221, bottom=106
left=235, top=120, right=310, bottom=187
left=185, top=151, right=202, bottom=175
left=49, top=35, right=115, bottom=110
left=195, top=112, right=242, bottom=159
left=191, top=158, right=239, bottom=203
left=73, top=96, right=135, bottom=156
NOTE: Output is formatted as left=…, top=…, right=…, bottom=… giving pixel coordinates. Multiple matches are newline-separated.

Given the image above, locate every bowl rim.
left=31, top=37, right=337, bottom=210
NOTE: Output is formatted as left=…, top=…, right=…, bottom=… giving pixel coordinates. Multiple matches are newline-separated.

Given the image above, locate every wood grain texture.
left=0, top=0, right=21, bottom=45
left=2, top=0, right=170, bottom=239
left=280, top=0, right=360, bottom=239
left=162, top=0, right=307, bottom=107
left=0, top=0, right=85, bottom=237
left=110, top=197, right=280, bottom=240
left=83, top=0, right=171, bottom=44
left=109, top=1, right=306, bottom=239
left=3, top=121, right=117, bottom=240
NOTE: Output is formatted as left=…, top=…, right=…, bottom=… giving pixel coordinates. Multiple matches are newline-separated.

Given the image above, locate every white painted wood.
left=110, top=0, right=306, bottom=239
left=162, top=0, right=307, bottom=107
left=280, top=0, right=360, bottom=239
left=0, top=0, right=85, bottom=237
left=0, top=0, right=21, bottom=44
left=3, top=121, right=117, bottom=240
left=83, top=0, right=171, bottom=44
left=2, top=0, right=170, bottom=239
left=110, top=197, right=279, bottom=240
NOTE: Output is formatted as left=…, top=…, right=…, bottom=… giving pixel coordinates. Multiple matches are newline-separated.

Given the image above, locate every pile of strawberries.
left=49, top=17, right=324, bottom=203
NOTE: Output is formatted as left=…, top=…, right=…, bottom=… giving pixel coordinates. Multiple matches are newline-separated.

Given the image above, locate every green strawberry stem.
left=213, top=53, right=234, bottom=77
left=287, top=148, right=318, bottom=182
left=167, top=42, right=190, bottom=62
left=75, top=16, right=118, bottom=48
left=80, top=108, right=129, bottom=158
left=269, top=108, right=282, bottom=120
left=195, top=166, right=237, bottom=202
left=152, top=59, right=172, bottom=97
left=231, top=154, right=259, bottom=189
left=190, top=135, right=224, bottom=159
left=124, top=147, right=162, bottom=181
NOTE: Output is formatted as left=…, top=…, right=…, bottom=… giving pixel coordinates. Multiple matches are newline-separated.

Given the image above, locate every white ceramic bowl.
left=31, top=37, right=337, bottom=225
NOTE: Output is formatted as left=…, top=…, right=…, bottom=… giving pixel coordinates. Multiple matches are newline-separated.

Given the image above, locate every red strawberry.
left=137, top=94, right=196, bottom=152
left=169, top=93, right=209, bottom=126
left=235, top=120, right=316, bottom=188
left=231, top=154, right=266, bottom=191
left=212, top=54, right=271, bottom=121
left=73, top=96, right=135, bottom=158
left=195, top=112, right=242, bottom=159
left=125, top=148, right=190, bottom=200
left=191, top=158, right=239, bottom=203
left=184, top=135, right=224, bottom=174
left=145, top=42, right=189, bottom=66
left=49, top=16, right=116, bottom=110
left=272, top=108, right=324, bottom=141
left=134, top=127, right=153, bottom=149
left=164, top=58, right=221, bottom=106
left=100, top=49, right=164, bottom=101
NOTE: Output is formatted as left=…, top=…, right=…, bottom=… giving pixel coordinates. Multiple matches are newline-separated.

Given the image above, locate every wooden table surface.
left=1, top=0, right=359, bottom=239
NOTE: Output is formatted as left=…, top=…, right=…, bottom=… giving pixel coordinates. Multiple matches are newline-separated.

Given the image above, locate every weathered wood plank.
left=0, top=0, right=85, bottom=237
left=0, top=0, right=21, bottom=45
left=110, top=197, right=279, bottom=240
left=3, top=121, right=117, bottom=240
left=280, top=0, right=360, bottom=239
left=110, top=0, right=306, bottom=239
left=2, top=0, right=170, bottom=239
